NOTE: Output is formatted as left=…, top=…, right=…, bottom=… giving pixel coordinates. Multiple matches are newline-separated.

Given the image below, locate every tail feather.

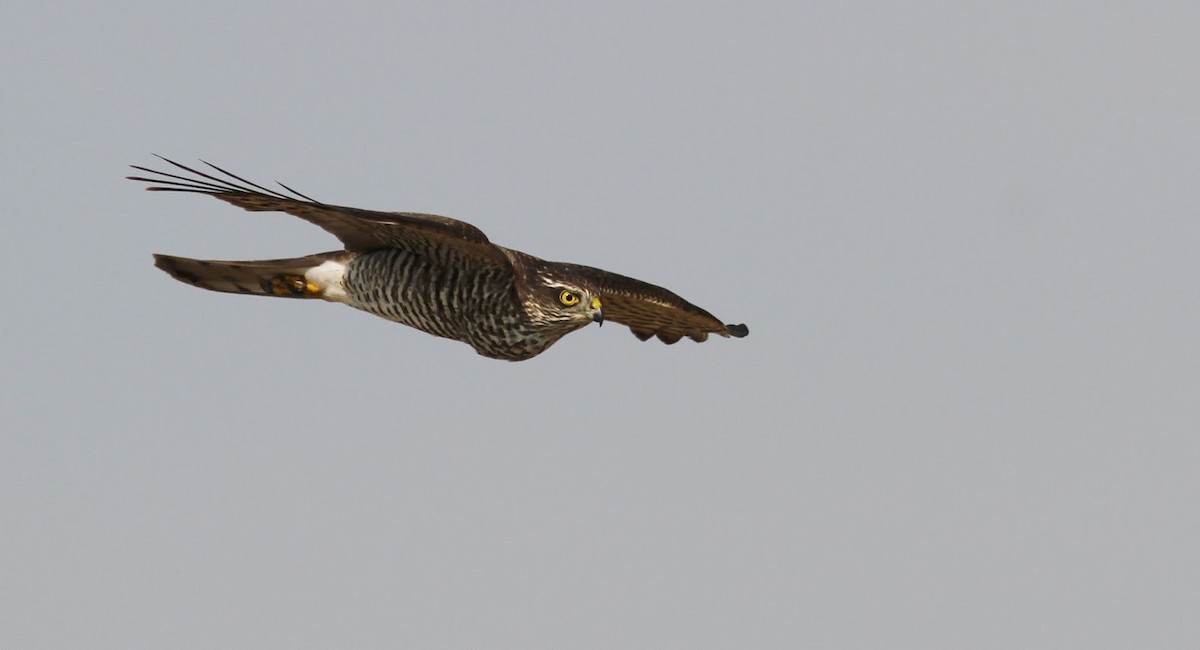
left=153, top=251, right=354, bottom=298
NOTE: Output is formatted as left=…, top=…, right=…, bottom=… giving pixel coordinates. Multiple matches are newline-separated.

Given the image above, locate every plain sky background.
left=2, top=2, right=1197, bottom=648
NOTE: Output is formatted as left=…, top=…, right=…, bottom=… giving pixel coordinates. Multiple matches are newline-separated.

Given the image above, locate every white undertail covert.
left=304, top=260, right=349, bottom=303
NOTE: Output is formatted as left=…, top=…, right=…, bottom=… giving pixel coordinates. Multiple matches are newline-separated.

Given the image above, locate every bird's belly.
left=341, top=249, right=553, bottom=359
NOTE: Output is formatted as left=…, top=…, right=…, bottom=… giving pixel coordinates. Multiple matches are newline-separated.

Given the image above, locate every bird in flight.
left=131, top=157, right=748, bottom=361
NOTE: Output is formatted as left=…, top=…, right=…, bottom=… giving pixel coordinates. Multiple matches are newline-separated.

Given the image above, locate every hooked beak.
left=590, top=296, right=604, bottom=326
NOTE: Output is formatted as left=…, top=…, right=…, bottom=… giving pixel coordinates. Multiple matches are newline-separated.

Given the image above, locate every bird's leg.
left=264, top=274, right=322, bottom=297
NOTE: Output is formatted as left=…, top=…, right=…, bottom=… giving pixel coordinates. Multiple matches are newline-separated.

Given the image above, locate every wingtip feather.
left=630, top=329, right=655, bottom=341
left=726, top=323, right=749, bottom=338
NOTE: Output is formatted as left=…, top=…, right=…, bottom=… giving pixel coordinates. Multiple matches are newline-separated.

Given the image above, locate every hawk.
left=131, top=157, right=748, bottom=361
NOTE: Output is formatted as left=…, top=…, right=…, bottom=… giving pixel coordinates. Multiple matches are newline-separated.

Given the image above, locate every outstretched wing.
left=128, top=156, right=510, bottom=267
left=568, top=265, right=748, bottom=344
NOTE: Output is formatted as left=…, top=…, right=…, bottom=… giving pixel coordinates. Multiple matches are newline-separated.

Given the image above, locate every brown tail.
left=153, top=251, right=354, bottom=298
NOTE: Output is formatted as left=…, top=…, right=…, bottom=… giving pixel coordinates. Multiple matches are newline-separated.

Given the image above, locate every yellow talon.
left=267, top=274, right=322, bottom=297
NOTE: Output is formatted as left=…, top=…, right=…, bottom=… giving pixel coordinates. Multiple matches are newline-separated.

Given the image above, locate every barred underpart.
left=343, top=249, right=576, bottom=360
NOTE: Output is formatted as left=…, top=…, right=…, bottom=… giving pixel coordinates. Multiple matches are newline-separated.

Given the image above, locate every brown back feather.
left=129, top=156, right=511, bottom=268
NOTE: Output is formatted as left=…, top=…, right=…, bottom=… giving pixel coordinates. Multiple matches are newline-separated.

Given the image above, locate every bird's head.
left=527, top=275, right=604, bottom=328
left=505, top=254, right=604, bottom=332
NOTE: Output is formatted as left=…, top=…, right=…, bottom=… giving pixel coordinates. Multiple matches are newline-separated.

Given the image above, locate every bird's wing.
left=568, top=264, right=748, bottom=344
left=129, top=156, right=511, bottom=267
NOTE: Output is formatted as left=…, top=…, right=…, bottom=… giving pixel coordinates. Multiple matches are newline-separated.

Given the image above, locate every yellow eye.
left=559, top=290, right=581, bottom=306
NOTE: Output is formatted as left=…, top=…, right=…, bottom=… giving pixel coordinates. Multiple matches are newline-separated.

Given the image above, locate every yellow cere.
left=591, top=296, right=602, bottom=310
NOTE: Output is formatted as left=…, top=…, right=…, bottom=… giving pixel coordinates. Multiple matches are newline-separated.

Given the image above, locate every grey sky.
left=2, top=2, right=1197, bottom=648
